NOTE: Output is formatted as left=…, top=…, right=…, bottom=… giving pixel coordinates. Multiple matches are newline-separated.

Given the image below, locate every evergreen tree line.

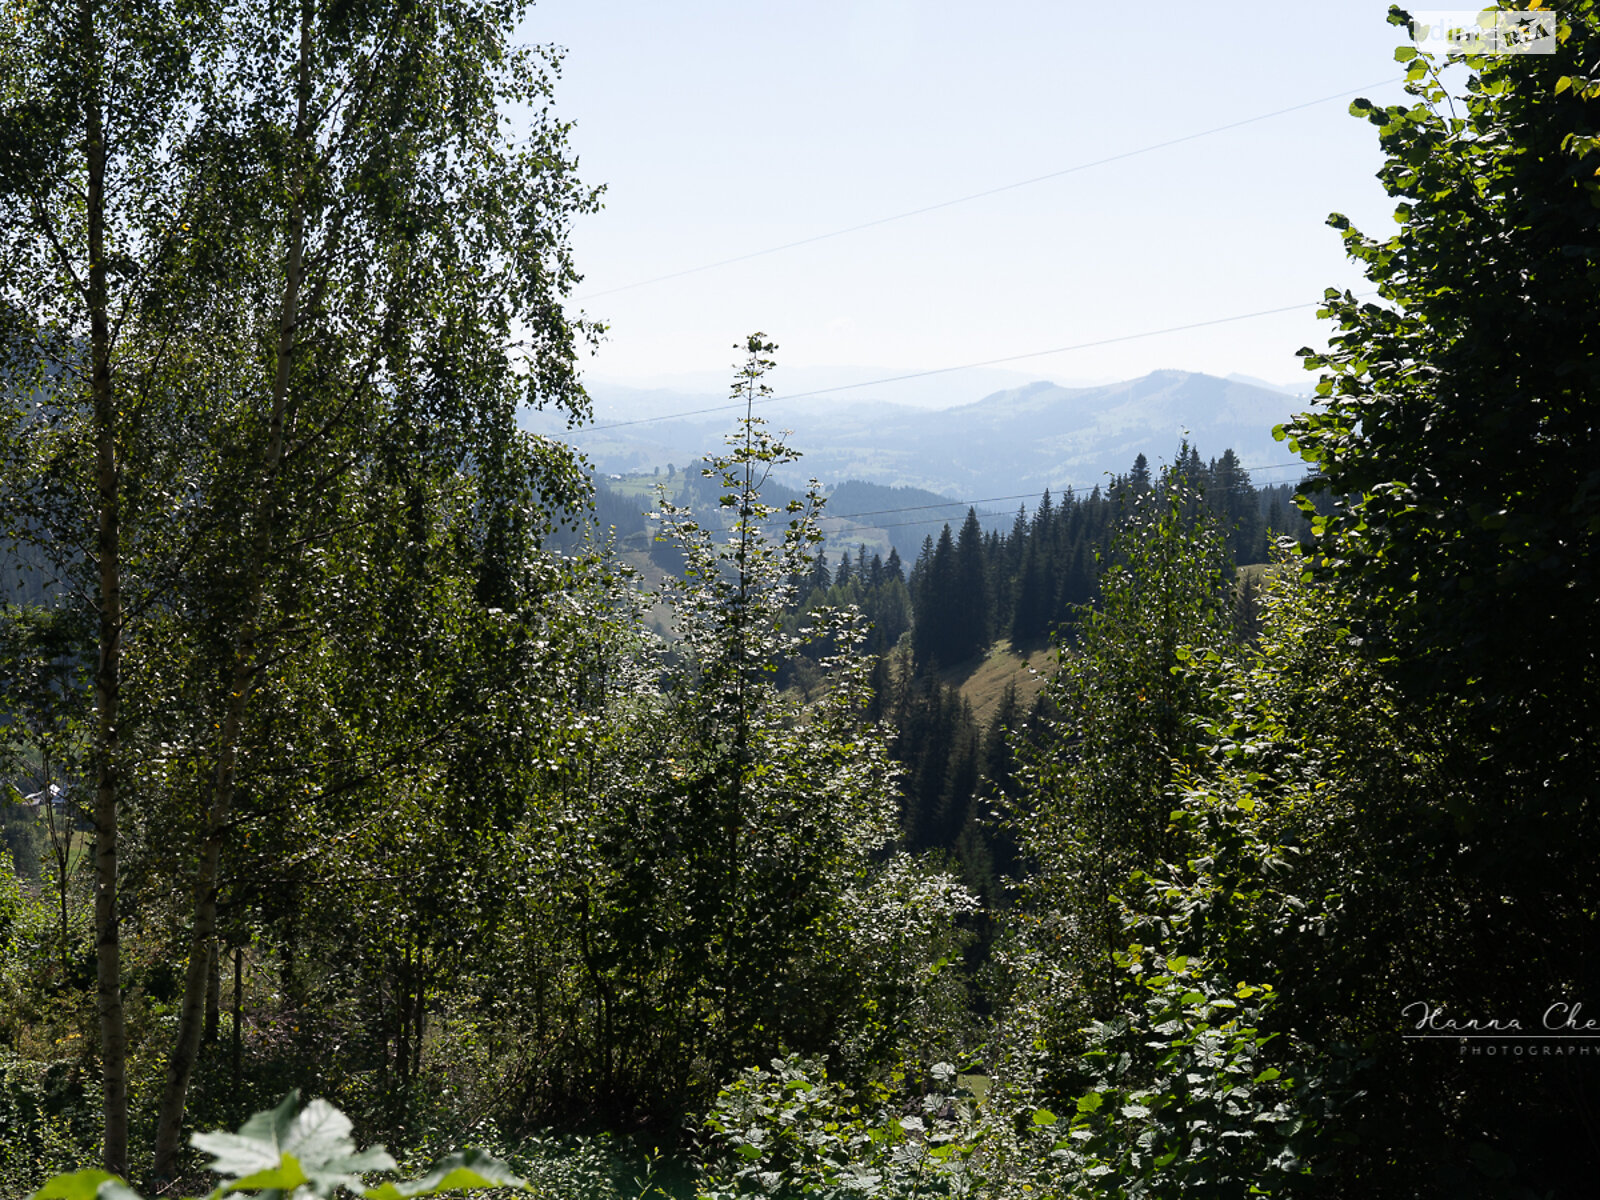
left=793, top=448, right=1306, bottom=675
left=773, top=448, right=1311, bottom=926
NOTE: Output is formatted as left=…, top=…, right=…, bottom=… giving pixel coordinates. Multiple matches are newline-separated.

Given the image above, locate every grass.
left=934, top=640, right=1054, bottom=727
left=615, top=547, right=679, bottom=641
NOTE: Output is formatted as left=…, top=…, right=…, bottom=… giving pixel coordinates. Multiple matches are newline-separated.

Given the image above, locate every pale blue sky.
left=523, top=2, right=1421, bottom=400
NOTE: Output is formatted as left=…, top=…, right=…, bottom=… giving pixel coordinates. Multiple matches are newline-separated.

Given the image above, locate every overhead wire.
left=581, top=292, right=1377, bottom=433
left=616, top=464, right=1318, bottom=545
left=818, top=463, right=1309, bottom=516
left=566, top=73, right=1404, bottom=433
left=631, top=462, right=1312, bottom=534
left=574, top=77, right=1405, bottom=303
left=809, top=462, right=1314, bottom=527
left=563, top=78, right=1396, bottom=494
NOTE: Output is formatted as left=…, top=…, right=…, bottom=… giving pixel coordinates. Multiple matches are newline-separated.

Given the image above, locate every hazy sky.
left=524, top=2, right=1420, bottom=399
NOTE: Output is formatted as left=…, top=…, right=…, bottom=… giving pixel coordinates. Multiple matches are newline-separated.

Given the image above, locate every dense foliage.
left=4, top=2, right=1599, bottom=1198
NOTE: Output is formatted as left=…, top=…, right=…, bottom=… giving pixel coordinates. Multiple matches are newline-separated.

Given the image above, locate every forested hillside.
left=2, top=3, right=1598, bottom=1200
left=522, top=369, right=1304, bottom=499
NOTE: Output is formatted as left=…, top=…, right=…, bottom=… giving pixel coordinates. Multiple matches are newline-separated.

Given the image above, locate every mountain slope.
left=524, top=370, right=1307, bottom=498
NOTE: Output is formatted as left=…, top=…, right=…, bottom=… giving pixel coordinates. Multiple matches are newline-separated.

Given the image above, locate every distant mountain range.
left=524, top=369, right=1317, bottom=501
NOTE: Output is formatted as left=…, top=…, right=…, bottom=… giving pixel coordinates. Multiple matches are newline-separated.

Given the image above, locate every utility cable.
left=817, top=472, right=1303, bottom=523
left=811, top=462, right=1312, bottom=525
left=584, top=294, right=1372, bottom=432
left=630, top=463, right=1313, bottom=533
left=575, top=78, right=1404, bottom=303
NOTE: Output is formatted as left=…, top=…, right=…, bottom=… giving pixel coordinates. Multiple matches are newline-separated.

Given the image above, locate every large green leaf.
left=361, top=1150, right=527, bottom=1199
left=192, top=1093, right=300, bottom=1179
left=192, top=1093, right=397, bottom=1199
left=31, top=1171, right=143, bottom=1200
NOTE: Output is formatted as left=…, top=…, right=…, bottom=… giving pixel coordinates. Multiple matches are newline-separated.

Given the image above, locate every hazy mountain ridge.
left=526, top=369, right=1309, bottom=498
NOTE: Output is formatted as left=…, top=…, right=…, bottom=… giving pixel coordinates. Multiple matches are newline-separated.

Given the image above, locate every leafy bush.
left=29, top=1092, right=531, bottom=1200
left=398, top=1125, right=684, bottom=1200
left=1, top=1052, right=99, bottom=1199
left=1043, top=950, right=1313, bottom=1198
left=695, top=1056, right=983, bottom=1199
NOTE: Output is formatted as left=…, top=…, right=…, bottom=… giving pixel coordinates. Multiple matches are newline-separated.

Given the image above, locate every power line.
left=832, top=493, right=1306, bottom=536
left=812, top=461, right=1314, bottom=526
left=584, top=295, right=1368, bottom=432
left=626, top=464, right=1319, bottom=540
left=575, top=78, right=1404, bottom=303
left=820, top=491, right=1048, bottom=521
left=633, top=462, right=1313, bottom=533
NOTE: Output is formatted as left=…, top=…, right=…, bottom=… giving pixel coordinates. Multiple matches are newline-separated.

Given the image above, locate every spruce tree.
left=911, top=525, right=957, bottom=668
left=952, top=508, right=990, bottom=664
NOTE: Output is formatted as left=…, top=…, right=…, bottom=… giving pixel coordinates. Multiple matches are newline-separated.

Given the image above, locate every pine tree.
left=809, top=550, right=832, bottom=593
left=884, top=545, right=904, bottom=584
left=932, top=703, right=980, bottom=851
left=1010, top=491, right=1062, bottom=647
left=911, top=525, right=957, bottom=669
left=951, top=509, right=990, bottom=664
left=1207, top=448, right=1265, bottom=564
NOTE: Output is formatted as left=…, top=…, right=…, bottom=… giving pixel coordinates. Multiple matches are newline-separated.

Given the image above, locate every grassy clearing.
left=615, top=547, right=679, bottom=641
left=936, top=641, right=1054, bottom=727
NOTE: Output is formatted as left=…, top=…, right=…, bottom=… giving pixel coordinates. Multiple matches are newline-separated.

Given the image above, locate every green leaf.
left=363, top=1150, right=527, bottom=1199
left=192, top=1096, right=398, bottom=1199
left=31, top=1171, right=141, bottom=1200
left=1031, top=1108, right=1058, bottom=1126
left=222, top=1154, right=311, bottom=1196
left=194, top=1092, right=301, bottom=1178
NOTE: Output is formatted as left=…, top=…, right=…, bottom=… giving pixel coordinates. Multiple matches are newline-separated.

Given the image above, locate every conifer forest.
left=0, top=3, right=1596, bottom=1198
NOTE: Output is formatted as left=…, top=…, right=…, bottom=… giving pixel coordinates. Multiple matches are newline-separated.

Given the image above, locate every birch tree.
left=0, top=0, right=598, bottom=1178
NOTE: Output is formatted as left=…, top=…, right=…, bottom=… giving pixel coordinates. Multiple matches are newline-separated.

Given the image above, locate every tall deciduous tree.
left=648, top=336, right=938, bottom=1082
left=482, top=337, right=973, bottom=1123
left=1, top=0, right=597, bottom=1177
left=1287, top=4, right=1599, bottom=757
left=1276, top=6, right=1600, bottom=1186
left=1, top=0, right=229, bottom=1167
left=1015, top=468, right=1232, bottom=988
